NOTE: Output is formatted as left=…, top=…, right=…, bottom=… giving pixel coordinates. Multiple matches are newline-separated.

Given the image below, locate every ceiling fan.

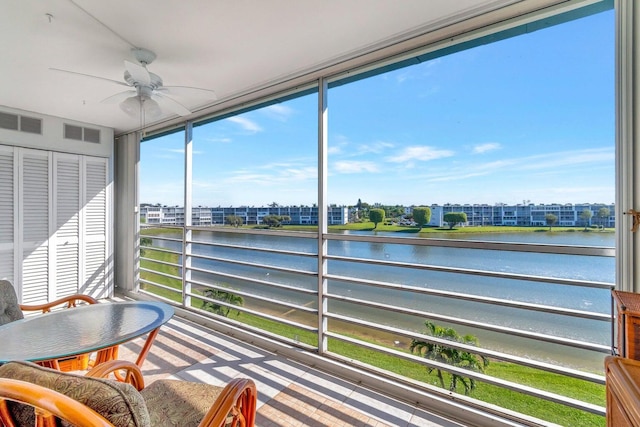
left=51, top=48, right=216, bottom=119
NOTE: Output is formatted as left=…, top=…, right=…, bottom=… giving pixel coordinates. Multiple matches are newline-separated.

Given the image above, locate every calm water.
left=151, top=229, right=615, bottom=371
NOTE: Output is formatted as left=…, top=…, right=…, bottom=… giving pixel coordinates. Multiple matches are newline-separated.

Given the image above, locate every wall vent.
left=20, top=116, right=42, bottom=134
left=64, top=124, right=100, bottom=144
left=0, top=112, right=19, bottom=130
left=64, top=124, right=83, bottom=141
left=83, top=127, right=100, bottom=143
left=0, top=112, right=42, bottom=134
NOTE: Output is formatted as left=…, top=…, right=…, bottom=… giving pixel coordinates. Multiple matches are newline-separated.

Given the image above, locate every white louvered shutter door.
left=82, top=156, right=108, bottom=296
left=0, top=146, right=15, bottom=284
left=54, top=153, right=80, bottom=298
left=20, top=149, right=51, bottom=304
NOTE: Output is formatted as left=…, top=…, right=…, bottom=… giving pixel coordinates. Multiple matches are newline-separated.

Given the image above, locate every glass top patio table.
left=0, top=300, right=174, bottom=364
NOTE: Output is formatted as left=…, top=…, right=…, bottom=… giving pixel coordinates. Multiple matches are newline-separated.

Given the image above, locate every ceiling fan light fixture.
left=120, top=96, right=140, bottom=117
left=119, top=95, right=162, bottom=120
left=142, top=97, right=162, bottom=119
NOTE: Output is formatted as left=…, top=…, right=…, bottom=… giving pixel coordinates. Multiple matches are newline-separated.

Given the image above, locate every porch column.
left=114, top=131, right=140, bottom=292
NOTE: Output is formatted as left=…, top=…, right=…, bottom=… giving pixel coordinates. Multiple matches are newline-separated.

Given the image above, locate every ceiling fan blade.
left=153, top=93, right=192, bottom=116
left=100, top=90, right=136, bottom=104
left=158, top=85, right=217, bottom=100
left=49, top=68, right=130, bottom=87
left=124, top=60, right=151, bottom=85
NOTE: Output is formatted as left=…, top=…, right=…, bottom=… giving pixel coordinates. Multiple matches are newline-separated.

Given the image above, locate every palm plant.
left=139, top=237, right=152, bottom=257
left=410, top=321, right=489, bottom=395
left=201, top=287, right=244, bottom=317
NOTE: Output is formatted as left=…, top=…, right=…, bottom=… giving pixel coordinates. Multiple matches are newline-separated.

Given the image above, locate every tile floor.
left=117, top=315, right=466, bottom=427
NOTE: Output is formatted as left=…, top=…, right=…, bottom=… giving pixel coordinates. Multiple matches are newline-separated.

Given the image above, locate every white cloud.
left=202, top=137, right=232, bottom=143
left=329, top=134, right=350, bottom=155
left=386, top=146, right=455, bottom=163
left=398, top=58, right=442, bottom=83
left=428, top=171, right=491, bottom=182
left=420, top=147, right=613, bottom=184
left=262, top=104, right=294, bottom=121
left=519, top=147, right=614, bottom=171
left=153, top=148, right=202, bottom=158
left=256, top=158, right=316, bottom=171
left=396, top=71, right=413, bottom=83
left=333, top=160, right=380, bottom=173
left=226, top=116, right=262, bottom=133
left=357, top=141, right=394, bottom=154
left=224, top=162, right=317, bottom=185
left=472, top=142, right=501, bottom=154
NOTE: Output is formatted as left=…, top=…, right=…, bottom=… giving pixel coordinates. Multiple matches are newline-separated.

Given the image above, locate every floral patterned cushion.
left=140, top=379, right=228, bottom=427
left=0, top=280, right=24, bottom=326
left=0, top=361, right=151, bottom=427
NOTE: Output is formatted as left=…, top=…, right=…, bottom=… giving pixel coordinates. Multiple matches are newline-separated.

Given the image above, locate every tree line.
left=545, top=207, right=610, bottom=230
left=368, top=205, right=466, bottom=230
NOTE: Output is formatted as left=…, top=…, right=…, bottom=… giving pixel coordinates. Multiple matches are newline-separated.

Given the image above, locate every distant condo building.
left=140, top=203, right=615, bottom=228
left=141, top=205, right=349, bottom=226
left=429, top=203, right=615, bottom=228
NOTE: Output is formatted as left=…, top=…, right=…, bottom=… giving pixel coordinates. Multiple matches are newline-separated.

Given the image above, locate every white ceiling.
left=3, top=0, right=517, bottom=135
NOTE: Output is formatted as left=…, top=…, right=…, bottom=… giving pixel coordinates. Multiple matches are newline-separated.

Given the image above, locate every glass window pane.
left=192, top=93, right=318, bottom=225
left=139, top=131, right=186, bottom=213
left=328, top=11, right=614, bottom=231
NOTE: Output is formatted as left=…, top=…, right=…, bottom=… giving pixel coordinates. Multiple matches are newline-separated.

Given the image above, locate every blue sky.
left=141, top=9, right=614, bottom=208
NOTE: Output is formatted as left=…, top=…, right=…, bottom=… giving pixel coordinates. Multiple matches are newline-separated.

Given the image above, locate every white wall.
left=0, top=106, right=113, bottom=157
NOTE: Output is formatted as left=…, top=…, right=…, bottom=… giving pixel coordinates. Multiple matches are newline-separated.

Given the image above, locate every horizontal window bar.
left=189, top=280, right=317, bottom=314
left=326, top=273, right=611, bottom=320
left=185, top=291, right=318, bottom=333
left=186, top=265, right=318, bottom=296
left=189, top=239, right=317, bottom=257
left=139, top=268, right=183, bottom=282
left=326, top=254, right=614, bottom=290
left=188, top=252, right=317, bottom=277
left=140, top=256, right=182, bottom=270
left=325, top=311, right=605, bottom=384
left=325, top=299, right=610, bottom=353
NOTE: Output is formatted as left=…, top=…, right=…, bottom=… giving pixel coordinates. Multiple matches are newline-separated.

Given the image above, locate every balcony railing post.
left=183, top=121, right=193, bottom=307
left=318, top=77, right=328, bottom=353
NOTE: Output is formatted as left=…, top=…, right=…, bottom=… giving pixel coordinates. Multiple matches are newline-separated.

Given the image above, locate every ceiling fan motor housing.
left=124, top=71, right=163, bottom=91
left=131, top=47, right=157, bottom=66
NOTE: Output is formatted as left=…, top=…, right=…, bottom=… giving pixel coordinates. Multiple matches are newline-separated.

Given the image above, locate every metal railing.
left=139, top=225, right=614, bottom=423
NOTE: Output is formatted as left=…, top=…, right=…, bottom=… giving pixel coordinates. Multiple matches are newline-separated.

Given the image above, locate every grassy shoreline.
left=142, top=223, right=615, bottom=235
left=326, top=223, right=612, bottom=234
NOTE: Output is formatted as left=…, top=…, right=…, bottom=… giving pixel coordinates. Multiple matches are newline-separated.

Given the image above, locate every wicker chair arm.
left=0, top=378, right=113, bottom=427
left=20, top=294, right=99, bottom=313
left=85, top=360, right=145, bottom=391
left=198, top=378, right=257, bottom=427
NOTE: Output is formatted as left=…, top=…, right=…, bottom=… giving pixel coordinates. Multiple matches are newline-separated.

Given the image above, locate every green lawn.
left=331, top=340, right=604, bottom=427
left=330, top=223, right=613, bottom=234
left=139, top=240, right=605, bottom=426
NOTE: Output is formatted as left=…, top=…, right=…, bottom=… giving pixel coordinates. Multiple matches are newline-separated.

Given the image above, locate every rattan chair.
left=0, top=360, right=257, bottom=427
left=0, top=279, right=117, bottom=371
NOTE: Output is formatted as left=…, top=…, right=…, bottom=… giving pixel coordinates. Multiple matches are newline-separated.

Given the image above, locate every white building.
left=141, top=205, right=349, bottom=226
